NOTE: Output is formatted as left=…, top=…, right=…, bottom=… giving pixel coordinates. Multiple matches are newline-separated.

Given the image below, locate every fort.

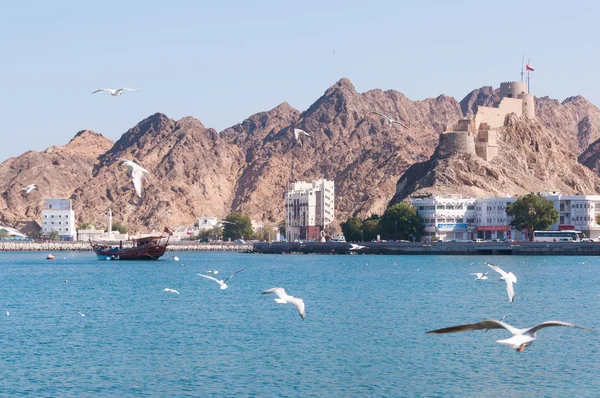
left=440, top=80, right=535, bottom=161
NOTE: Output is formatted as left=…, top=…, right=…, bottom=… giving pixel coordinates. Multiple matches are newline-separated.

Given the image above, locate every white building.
left=198, top=217, right=218, bottom=230
left=0, top=226, right=28, bottom=239
left=251, top=220, right=264, bottom=233
left=285, top=179, right=334, bottom=242
left=412, top=192, right=600, bottom=241
left=41, top=199, right=76, bottom=240
left=412, top=195, right=477, bottom=241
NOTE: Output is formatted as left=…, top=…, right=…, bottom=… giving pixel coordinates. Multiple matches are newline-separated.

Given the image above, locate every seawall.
left=253, top=241, right=600, bottom=255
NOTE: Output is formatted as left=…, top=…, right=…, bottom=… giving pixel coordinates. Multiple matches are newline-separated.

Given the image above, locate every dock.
left=252, top=241, right=600, bottom=255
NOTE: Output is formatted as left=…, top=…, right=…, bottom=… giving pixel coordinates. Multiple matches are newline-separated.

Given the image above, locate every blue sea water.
left=1, top=251, right=599, bottom=397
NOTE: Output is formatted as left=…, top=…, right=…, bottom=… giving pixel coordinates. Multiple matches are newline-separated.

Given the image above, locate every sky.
left=1, top=0, right=598, bottom=161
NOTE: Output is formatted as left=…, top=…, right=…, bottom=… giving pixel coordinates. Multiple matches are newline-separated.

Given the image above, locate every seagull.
left=173, top=256, right=179, bottom=261
left=293, top=128, right=310, bottom=147
left=163, top=288, right=179, bottom=295
left=427, top=319, right=596, bottom=352
left=371, top=112, right=409, bottom=129
left=77, top=312, right=85, bottom=317
left=22, top=184, right=37, bottom=194
left=6, top=311, right=9, bottom=316
left=91, top=88, right=137, bottom=96
left=216, top=220, right=236, bottom=227
left=349, top=244, right=366, bottom=251
left=207, top=270, right=219, bottom=275
left=470, top=272, right=488, bottom=280
left=485, top=314, right=509, bottom=332
left=197, top=267, right=246, bottom=290
left=262, top=287, right=305, bottom=320
left=120, top=160, right=149, bottom=197
left=488, top=263, right=517, bottom=302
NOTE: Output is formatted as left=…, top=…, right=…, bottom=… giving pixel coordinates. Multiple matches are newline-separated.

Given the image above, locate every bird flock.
left=427, top=262, right=596, bottom=352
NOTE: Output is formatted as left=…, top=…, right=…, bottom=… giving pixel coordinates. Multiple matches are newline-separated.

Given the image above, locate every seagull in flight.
left=488, top=263, right=517, bottom=302
left=77, top=312, right=85, bottom=317
left=371, top=112, right=409, bottom=129
left=91, top=88, right=137, bottom=96
left=207, top=270, right=219, bottom=274
left=163, top=288, right=179, bottom=295
left=262, top=287, right=305, bottom=320
left=427, top=318, right=596, bottom=352
left=293, top=128, right=310, bottom=147
left=22, top=184, right=37, bottom=194
left=470, top=272, right=488, bottom=280
left=349, top=243, right=366, bottom=251
left=120, top=160, right=149, bottom=197
left=173, top=256, right=179, bottom=261
left=197, top=267, right=246, bottom=290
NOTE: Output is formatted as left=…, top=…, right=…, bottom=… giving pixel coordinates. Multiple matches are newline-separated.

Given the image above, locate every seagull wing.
left=288, top=297, right=305, bottom=319
left=508, top=272, right=517, bottom=283
left=91, top=89, right=110, bottom=94
left=427, top=319, right=521, bottom=335
left=130, top=167, right=147, bottom=197
left=488, top=263, right=508, bottom=278
left=527, top=320, right=597, bottom=335
left=505, top=278, right=515, bottom=302
left=197, top=274, right=223, bottom=285
left=371, top=111, right=391, bottom=122
left=223, top=266, right=247, bottom=284
left=121, top=88, right=137, bottom=91
left=470, top=273, right=482, bottom=277
left=391, top=120, right=409, bottom=129
left=262, top=287, right=287, bottom=300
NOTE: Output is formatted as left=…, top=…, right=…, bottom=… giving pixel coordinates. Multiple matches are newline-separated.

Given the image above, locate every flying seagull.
left=488, top=263, right=517, bottom=302
left=163, top=288, right=179, bottom=295
left=121, top=160, right=149, bottom=197
left=426, top=319, right=596, bottom=352
left=197, top=267, right=246, bottom=290
left=91, top=88, right=137, bottom=96
left=349, top=244, right=366, bottom=251
left=371, top=112, right=409, bottom=129
left=22, top=184, right=37, bottom=194
left=262, top=287, right=305, bottom=320
left=293, top=128, right=310, bottom=147
left=77, top=312, right=85, bottom=317
left=470, top=272, right=488, bottom=280
left=207, top=270, right=219, bottom=275
left=173, top=256, right=179, bottom=261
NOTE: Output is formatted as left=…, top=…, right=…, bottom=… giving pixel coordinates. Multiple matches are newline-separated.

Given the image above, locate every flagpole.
left=527, top=57, right=531, bottom=92
left=520, top=52, right=525, bottom=82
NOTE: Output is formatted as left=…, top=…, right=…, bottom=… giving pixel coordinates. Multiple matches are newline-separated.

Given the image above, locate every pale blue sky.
left=1, top=0, right=597, bottom=161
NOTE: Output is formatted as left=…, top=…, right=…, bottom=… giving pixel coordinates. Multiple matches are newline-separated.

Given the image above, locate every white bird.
left=470, top=272, right=489, bottom=280
left=488, top=263, right=517, bottom=302
left=349, top=244, right=366, bottom=251
left=427, top=319, right=596, bottom=352
left=173, top=256, right=179, bottom=261
left=91, top=88, right=137, bottom=96
left=163, top=288, right=179, bottom=295
left=77, top=312, right=85, bottom=317
left=121, top=160, right=149, bottom=197
left=293, top=128, right=310, bottom=146
left=22, top=184, right=37, bottom=194
left=216, top=220, right=236, bottom=227
left=6, top=311, right=9, bottom=316
left=197, top=267, right=246, bottom=290
left=262, top=287, right=305, bottom=320
left=207, top=270, right=219, bottom=275
left=371, top=112, right=409, bottom=129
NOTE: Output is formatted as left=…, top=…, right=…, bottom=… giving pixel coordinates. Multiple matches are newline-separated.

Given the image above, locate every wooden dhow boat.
left=90, top=228, right=171, bottom=260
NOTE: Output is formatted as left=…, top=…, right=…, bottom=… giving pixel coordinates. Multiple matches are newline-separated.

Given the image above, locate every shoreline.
left=0, top=241, right=253, bottom=252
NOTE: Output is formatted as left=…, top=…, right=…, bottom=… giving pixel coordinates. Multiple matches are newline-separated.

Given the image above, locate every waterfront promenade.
left=0, top=241, right=252, bottom=252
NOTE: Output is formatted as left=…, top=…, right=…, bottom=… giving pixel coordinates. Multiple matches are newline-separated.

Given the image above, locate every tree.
left=222, top=212, right=253, bottom=240
left=363, top=219, right=380, bottom=242
left=49, top=230, right=60, bottom=241
left=380, top=202, right=424, bottom=241
left=341, top=217, right=363, bottom=242
left=0, top=229, right=9, bottom=239
left=78, top=222, right=94, bottom=230
left=112, top=222, right=128, bottom=234
left=506, top=193, right=559, bottom=240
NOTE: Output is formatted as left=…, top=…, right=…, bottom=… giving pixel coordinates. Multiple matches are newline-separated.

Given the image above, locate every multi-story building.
left=41, top=199, right=76, bottom=240
left=412, top=192, right=600, bottom=241
left=285, top=179, right=334, bottom=242
left=412, top=195, right=477, bottom=241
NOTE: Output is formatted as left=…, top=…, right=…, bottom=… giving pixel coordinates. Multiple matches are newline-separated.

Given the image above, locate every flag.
left=163, top=226, right=173, bottom=235
left=526, top=64, right=534, bottom=71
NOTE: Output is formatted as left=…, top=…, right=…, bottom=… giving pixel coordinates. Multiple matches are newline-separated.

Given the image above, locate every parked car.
left=234, top=239, right=245, bottom=244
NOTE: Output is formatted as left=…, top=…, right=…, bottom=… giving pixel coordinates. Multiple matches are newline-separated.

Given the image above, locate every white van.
left=330, top=235, right=346, bottom=242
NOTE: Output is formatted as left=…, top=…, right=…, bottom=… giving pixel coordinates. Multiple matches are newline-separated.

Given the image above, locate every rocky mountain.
left=2, top=77, right=600, bottom=233
left=0, top=130, right=113, bottom=227
left=390, top=114, right=600, bottom=204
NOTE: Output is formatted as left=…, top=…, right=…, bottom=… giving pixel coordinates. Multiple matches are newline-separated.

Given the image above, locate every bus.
left=532, top=230, right=582, bottom=242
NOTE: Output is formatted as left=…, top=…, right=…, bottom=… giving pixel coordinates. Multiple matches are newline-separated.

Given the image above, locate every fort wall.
left=438, top=131, right=476, bottom=159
